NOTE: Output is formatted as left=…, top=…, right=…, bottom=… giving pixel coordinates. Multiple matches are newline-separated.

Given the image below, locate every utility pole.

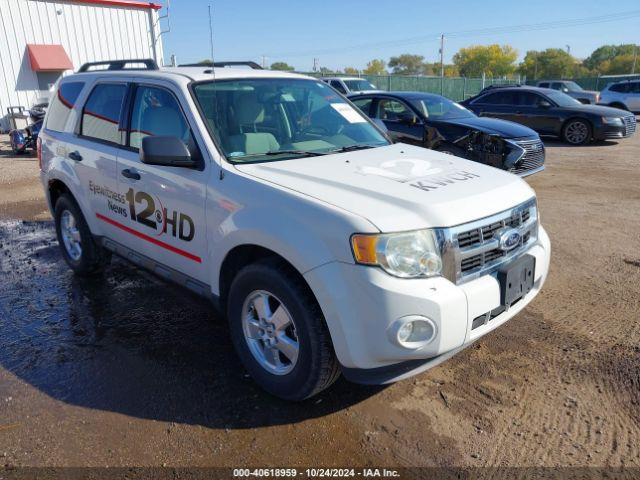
left=261, top=55, right=267, bottom=69
left=566, top=45, right=571, bottom=55
left=313, top=58, right=319, bottom=73
left=439, top=34, right=445, bottom=95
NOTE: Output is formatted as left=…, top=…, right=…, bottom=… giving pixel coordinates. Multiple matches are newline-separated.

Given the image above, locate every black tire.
left=435, top=144, right=469, bottom=159
left=562, top=119, right=592, bottom=145
left=54, top=194, right=110, bottom=276
left=227, top=259, right=340, bottom=401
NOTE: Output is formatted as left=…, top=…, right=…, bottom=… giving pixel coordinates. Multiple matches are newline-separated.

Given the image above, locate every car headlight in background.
left=351, top=229, right=443, bottom=278
left=602, top=116, right=624, bottom=125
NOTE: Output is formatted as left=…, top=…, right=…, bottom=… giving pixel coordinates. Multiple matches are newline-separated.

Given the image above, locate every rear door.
left=470, top=91, right=515, bottom=121
left=115, top=80, right=210, bottom=285
left=65, top=80, right=129, bottom=239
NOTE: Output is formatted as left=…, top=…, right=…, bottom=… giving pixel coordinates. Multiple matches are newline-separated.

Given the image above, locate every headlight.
left=602, top=116, right=623, bottom=125
left=351, top=229, right=442, bottom=278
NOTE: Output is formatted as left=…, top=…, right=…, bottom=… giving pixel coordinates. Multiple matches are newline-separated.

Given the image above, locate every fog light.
left=392, top=316, right=437, bottom=349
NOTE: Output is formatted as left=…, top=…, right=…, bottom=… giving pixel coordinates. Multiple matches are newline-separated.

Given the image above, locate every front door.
left=115, top=82, right=210, bottom=285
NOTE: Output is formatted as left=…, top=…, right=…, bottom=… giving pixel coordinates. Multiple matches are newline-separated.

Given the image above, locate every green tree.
left=453, top=44, right=518, bottom=77
left=319, top=66, right=334, bottom=74
left=584, top=44, right=638, bottom=72
left=518, top=49, right=580, bottom=80
left=388, top=54, right=426, bottom=75
left=600, top=54, right=636, bottom=75
left=363, top=59, right=387, bottom=75
left=270, top=61, right=294, bottom=71
left=343, top=67, right=359, bottom=75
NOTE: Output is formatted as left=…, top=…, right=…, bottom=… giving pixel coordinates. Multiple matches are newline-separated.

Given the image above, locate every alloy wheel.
left=60, top=210, right=82, bottom=261
left=241, top=290, right=299, bottom=375
left=565, top=121, right=589, bottom=144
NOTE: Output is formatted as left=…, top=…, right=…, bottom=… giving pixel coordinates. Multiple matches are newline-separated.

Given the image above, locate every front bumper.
left=304, top=225, right=551, bottom=381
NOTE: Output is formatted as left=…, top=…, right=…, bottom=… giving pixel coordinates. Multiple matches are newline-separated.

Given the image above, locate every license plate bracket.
left=497, top=254, right=536, bottom=307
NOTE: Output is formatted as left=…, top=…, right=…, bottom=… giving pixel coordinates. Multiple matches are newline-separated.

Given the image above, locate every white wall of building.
left=0, top=0, right=164, bottom=131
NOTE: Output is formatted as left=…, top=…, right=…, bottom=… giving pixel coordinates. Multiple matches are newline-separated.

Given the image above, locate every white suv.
left=39, top=60, right=550, bottom=400
left=599, top=80, right=640, bottom=114
left=320, top=76, right=381, bottom=95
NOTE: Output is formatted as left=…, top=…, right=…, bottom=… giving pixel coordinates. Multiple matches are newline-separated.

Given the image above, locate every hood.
left=570, top=104, right=631, bottom=116
left=235, top=144, right=536, bottom=232
left=442, top=116, right=538, bottom=139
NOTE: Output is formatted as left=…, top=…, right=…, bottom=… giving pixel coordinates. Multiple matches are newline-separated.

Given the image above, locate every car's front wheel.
left=54, top=194, right=110, bottom=275
left=227, top=259, right=340, bottom=401
left=562, top=119, right=591, bottom=145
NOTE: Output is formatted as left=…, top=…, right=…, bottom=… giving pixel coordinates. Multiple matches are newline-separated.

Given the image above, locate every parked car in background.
left=599, top=79, right=640, bottom=114
left=461, top=85, right=637, bottom=145
left=320, top=76, right=380, bottom=95
left=535, top=80, right=599, bottom=104
left=349, top=91, right=545, bottom=176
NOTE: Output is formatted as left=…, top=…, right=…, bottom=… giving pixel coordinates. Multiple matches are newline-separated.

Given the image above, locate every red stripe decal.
left=96, top=213, right=202, bottom=263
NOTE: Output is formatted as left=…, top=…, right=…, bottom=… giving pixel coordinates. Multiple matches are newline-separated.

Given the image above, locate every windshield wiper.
left=332, top=144, right=379, bottom=153
left=264, top=150, right=328, bottom=157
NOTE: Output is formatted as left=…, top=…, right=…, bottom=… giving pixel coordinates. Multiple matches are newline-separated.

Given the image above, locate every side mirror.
left=140, top=136, right=197, bottom=168
left=538, top=100, right=552, bottom=109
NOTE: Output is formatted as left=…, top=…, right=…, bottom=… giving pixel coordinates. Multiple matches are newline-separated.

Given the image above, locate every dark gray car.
left=536, top=80, right=599, bottom=104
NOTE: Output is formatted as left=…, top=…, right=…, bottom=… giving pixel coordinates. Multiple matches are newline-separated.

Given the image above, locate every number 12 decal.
left=125, top=188, right=195, bottom=242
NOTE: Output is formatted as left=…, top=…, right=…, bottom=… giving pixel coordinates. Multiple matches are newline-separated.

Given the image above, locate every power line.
left=260, top=10, right=640, bottom=59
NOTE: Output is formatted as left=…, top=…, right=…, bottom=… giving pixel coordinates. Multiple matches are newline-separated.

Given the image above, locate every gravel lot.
left=0, top=131, right=638, bottom=473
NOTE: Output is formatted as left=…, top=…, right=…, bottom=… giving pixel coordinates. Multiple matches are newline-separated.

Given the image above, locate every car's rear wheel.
left=54, top=194, right=110, bottom=275
left=227, top=259, right=340, bottom=401
left=562, top=119, right=591, bottom=145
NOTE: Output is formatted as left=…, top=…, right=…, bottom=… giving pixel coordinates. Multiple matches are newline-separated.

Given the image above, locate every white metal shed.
left=0, top=0, right=165, bottom=131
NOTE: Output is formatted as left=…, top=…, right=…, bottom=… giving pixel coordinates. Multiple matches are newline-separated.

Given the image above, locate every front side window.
left=129, top=86, right=191, bottom=150
left=81, top=83, right=127, bottom=144
left=192, top=78, right=388, bottom=163
left=514, top=92, right=542, bottom=106
left=46, top=82, right=85, bottom=132
left=551, top=82, right=564, bottom=90
left=343, top=79, right=377, bottom=91
left=410, top=95, right=474, bottom=119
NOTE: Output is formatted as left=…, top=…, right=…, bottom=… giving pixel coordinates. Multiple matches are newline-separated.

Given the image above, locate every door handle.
left=121, top=168, right=141, bottom=180
left=68, top=151, right=83, bottom=162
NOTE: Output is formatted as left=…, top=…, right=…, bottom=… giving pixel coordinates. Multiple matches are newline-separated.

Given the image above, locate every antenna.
left=207, top=4, right=224, bottom=179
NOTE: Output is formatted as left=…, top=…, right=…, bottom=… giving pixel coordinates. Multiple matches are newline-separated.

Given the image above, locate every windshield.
left=193, top=78, right=388, bottom=162
left=344, top=79, right=377, bottom=91
left=409, top=96, right=475, bottom=120
left=564, top=81, right=583, bottom=91
left=545, top=90, right=582, bottom=107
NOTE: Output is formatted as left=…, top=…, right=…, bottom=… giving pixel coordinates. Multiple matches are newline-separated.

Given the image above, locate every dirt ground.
left=0, top=131, right=638, bottom=474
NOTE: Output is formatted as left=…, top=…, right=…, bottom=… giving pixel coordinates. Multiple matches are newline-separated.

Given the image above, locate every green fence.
left=305, top=73, right=520, bottom=102
left=307, top=72, right=640, bottom=101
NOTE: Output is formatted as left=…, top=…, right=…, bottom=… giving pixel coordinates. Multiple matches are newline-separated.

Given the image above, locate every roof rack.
left=179, top=61, right=263, bottom=70
left=77, top=59, right=159, bottom=73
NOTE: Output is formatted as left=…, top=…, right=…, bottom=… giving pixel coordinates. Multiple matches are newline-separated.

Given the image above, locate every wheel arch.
left=609, top=102, right=628, bottom=111
left=562, top=116, right=593, bottom=140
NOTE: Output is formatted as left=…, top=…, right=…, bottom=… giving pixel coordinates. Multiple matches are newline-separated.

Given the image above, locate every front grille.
left=508, top=139, right=545, bottom=176
left=623, top=115, right=637, bottom=137
left=441, top=200, right=538, bottom=283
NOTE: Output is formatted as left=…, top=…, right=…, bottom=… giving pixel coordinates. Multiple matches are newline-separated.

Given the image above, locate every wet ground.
left=0, top=132, right=639, bottom=471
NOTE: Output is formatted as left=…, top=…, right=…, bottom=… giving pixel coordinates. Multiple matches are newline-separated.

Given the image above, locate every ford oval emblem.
left=497, top=228, right=521, bottom=251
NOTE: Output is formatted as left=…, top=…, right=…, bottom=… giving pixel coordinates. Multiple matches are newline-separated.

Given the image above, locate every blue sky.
left=161, top=0, right=640, bottom=70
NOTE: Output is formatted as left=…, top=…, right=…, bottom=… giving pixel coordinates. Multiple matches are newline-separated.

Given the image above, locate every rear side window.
left=538, top=82, right=549, bottom=88
left=477, top=91, right=513, bottom=105
left=609, top=83, right=629, bottom=93
left=128, top=86, right=191, bottom=150
left=330, top=80, right=347, bottom=94
left=352, top=97, right=373, bottom=116
left=81, top=83, right=127, bottom=144
left=46, top=82, right=85, bottom=132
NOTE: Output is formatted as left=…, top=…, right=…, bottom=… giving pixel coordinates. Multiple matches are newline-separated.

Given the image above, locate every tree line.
left=270, top=43, right=638, bottom=79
